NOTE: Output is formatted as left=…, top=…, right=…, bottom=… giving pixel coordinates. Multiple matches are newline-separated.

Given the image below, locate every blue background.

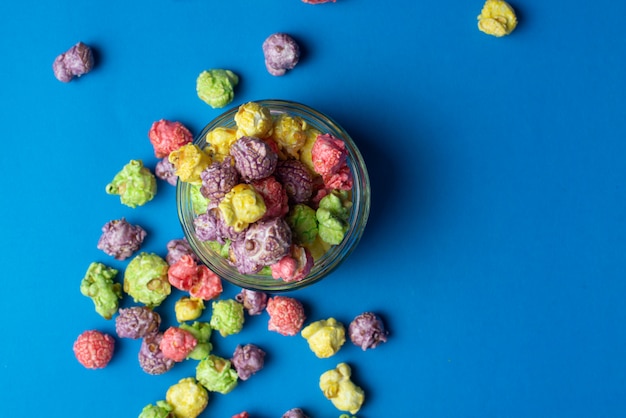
left=1, top=0, right=626, bottom=417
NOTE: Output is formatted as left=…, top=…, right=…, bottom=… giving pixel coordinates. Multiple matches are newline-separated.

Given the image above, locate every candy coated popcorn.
left=166, top=238, right=199, bottom=266
left=166, top=377, right=209, bottom=418
left=124, top=252, right=171, bottom=307
left=230, top=217, right=292, bottom=274
left=195, top=204, right=247, bottom=245
left=148, top=119, right=193, bottom=158
left=139, top=333, right=175, bottom=375
left=311, top=134, right=347, bottom=177
left=189, top=265, right=223, bottom=300
left=272, top=113, right=308, bottom=158
left=175, top=297, right=205, bottom=322
left=323, top=164, right=353, bottom=191
left=235, top=102, right=274, bottom=138
left=235, top=289, right=268, bottom=315
left=316, top=192, right=350, bottom=245
left=210, top=299, right=245, bottom=337
left=231, top=343, right=266, bottom=380
left=160, top=326, right=198, bottom=362
left=79, top=262, right=122, bottom=320
left=301, top=318, right=346, bottom=358
left=266, top=296, right=306, bottom=336
left=196, top=354, right=239, bottom=394
left=219, top=184, right=267, bottom=232
left=477, top=0, right=518, bottom=37
left=282, top=408, right=310, bottom=418
left=97, top=218, right=146, bottom=260
left=53, top=41, right=94, bottom=82
left=105, top=159, right=157, bottom=208
left=168, top=254, right=200, bottom=291
left=180, top=321, right=213, bottom=361
left=200, top=157, right=240, bottom=201
left=155, top=157, right=178, bottom=186
left=286, top=204, right=318, bottom=245
left=115, top=306, right=161, bottom=339
left=262, top=33, right=300, bottom=76
left=251, top=176, right=289, bottom=220
left=138, top=400, right=173, bottom=418
left=190, top=184, right=210, bottom=215
left=230, top=136, right=278, bottom=182
left=348, top=312, right=389, bottom=350
left=232, top=413, right=250, bottom=418
left=205, top=127, right=238, bottom=161
left=196, top=69, right=239, bottom=109
left=297, top=127, right=322, bottom=174
left=73, top=330, right=115, bottom=369
left=319, top=363, right=365, bottom=414
left=271, top=245, right=313, bottom=283
left=169, top=144, right=212, bottom=185
left=275, top=159, right=314, bottom=204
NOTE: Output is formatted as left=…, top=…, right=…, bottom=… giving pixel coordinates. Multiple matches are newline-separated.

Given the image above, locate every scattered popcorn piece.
left=235, top=101, right=274, bottom=138
left=235, top=289, right=268, bottom=316
left=138, top=333, right=175, bottom=375
left=210, top=299, right=245, bottom=337
left=160, top=326, right=198, bottom=362
left=189, top=265, right=223, bottom=300
left=180, top=321, right=213, bottom=360
left=148, top=120, right=193, bottom=159
left=97, top=218, right=146, bottom=260
left=301, top=317, right=346, bottom=358
left=348, top=312, right=388, bottom=350
left=477, top=0, right=518, bottom=37
left=73, top=330, right=115, bottom=369
left=138, top=400, right=173, bottom=418
left=124, top=252, right=171, bottom=308
left=319, top=363, right=364, bottom=415
left=166, top=377, right=209, bottom=418
left=196, top=69, right=239, bottom=109
left=52, top=41, right=94, bottom=82
left=155, top=157, right=178, bottom=185
left=79, top=262, right=122, bottom=320
left=105, top=159, right=157, bottom=208
left=282, top=408, right=310, bottom=418
left=219, top=184, right=267, bottom=232
left=262, top=33, right=300, bottom=76
left=266, top=296, right=306, bottom=336
left=168, top=254, right=200, bottom=291
left=115, top=306, right=161, bottom=339
left=175, top=296, right=205, bottom=322
left=196, top=354, right=239, bottom=394
left=169, top=143, right=212, bottom=185
left=231, top=343, right=266, bottom=380
left=232, top=412, right=250, bottom=418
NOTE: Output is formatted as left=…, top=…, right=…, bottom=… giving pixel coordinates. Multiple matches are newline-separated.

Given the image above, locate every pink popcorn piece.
left=271, top=245, right=314, bottom=283
left=266, top=296, right=306, bottom=336
left=168, top=254, right=199, bottom=291
left=159, top=326, right=198, bottom=362
left=148, top=119, right=193, bottom=159
left=73, top=330, right=115, bottom=369
left=322, top=163, right=353, bottom=190
left=53, top=41, right=94, bottom=82
left=189, top=265, right=223, bottom=300
left=251, top=176, right=289, bottom=219
left=311, top=134, right=347, bottom=177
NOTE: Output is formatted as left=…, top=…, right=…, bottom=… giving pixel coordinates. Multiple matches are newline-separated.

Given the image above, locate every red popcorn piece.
left=168, top=255, right=198, bottom=291
left=159, top=326, right=198, bottom=362
left=73, top=330, right=115, bottom=369
left=266, top=296, right=306, bottom=336
left=271, top=245, right=313, bottom=283
left=322, top=163, right=353, bottom=190
left=148, top=120, right=193, bottom=158
left=189, top=265, right=223, bottom=300
left=251, top=176, right=289, bottom=219
left=232, top=413, right=250, bottom=418
left=311, top=134, right=347, bottom=177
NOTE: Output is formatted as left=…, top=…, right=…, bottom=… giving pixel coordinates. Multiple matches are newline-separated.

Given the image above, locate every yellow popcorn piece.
left=235, top=102, right=274, bottom=139
left=175, top=297, right=205, bottom=322
left=298, top=127, right=322, bottom=173
left=302, top=235, right=332, bottom=261
left=477, top=0, right=517, bottom=37
left=272, top=113, right=308, bottom=158
left=205, top=127, right=237, bottom=162
left=165, top=377, right=209, bottom=418
left=218, top=184, right=266, bottom=232
left=169, top=143, right=212, bottom=185
left=319, top=363, right=364, bottom=415
left=301, top=318, right=346, bottom=358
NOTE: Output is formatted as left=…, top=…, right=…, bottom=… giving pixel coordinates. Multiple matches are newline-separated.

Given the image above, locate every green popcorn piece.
left=196, top=69, right=239, bottom=109
left=190, top=183, right=209, bottom=215
left=123, top=252, right=171, bottom=307
left=286, top=203, right=318, bottom=244
left=105, top=159, right=157, bottom=208
left=138, top=400, right=173, bottom=418
left=196, top=354, right=238, bottom=394
left=207, top=239, right=230, bottom=259
left=80, top=262, right=122, bottom=320
left=180, top=322, right=213, bottom=360
left=209, top=299, right=244, bottom=337
left=316, top=191, right=352, bottom=245
left=319, top=191, right=351, bottom=220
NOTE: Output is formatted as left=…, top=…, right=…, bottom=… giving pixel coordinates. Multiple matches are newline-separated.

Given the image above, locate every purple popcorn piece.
left=282, top=408, right=310, bottom=418
left=262, top=33, right=300, bottom=76
left=235, top=289, right=268, bottom=315
left=230, top=218, right=292, bottom=274
left=53, top=41, right=94, bottom=82
left=155, top=157, right=178, bottom=186
left=230, top=136, right=278, bottom=181
left=231, top=344, right=266, bottom=380
left=274, top=159, right=314, bottom=204
left=348, top=312, right=389, bottom=350
left=200, top=156, right=240, bottom=201
left=195, top=205, right=247, bottom=244
left=165, top=238, right=198, bottom=265
left=97, top=218, right=147, bottom=260
left=138, top=333, right=175, bottom=375
left=115, top=306, right=161, bottom=339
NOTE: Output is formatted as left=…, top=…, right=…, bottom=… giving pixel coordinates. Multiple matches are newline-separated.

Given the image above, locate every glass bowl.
left=176, top=99, right=370, bottom=291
